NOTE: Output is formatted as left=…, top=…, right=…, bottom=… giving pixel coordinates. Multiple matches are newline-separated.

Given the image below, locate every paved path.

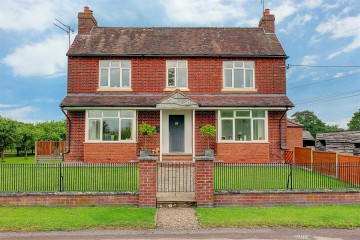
left=1, top=228, right=359, bottom=239
left=156, top=207, right=199, bottom=230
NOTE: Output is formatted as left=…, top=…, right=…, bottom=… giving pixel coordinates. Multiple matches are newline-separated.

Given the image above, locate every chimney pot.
left=84, top=6, right=90, bottom=13
left=264, top=9, right=270, bottom=15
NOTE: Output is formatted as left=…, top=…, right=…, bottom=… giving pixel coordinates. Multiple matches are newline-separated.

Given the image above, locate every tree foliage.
left=348, top=110, right=360, bottom=130
left=291, top=110, right=343, bottom=138
left=0, top=117, right=18, bottom=161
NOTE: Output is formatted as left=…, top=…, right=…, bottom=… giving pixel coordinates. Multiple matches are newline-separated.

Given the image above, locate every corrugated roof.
left=303, top=131, right=315, bottom=141
left=67, top=27, right=286, bottom=57
left=60, top=93, right=294, bottom=108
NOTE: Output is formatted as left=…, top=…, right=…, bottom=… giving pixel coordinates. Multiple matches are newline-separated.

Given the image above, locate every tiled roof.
left=60, top=93, right=294, bottom=108
left=287, top=119, right=303, bottom=128
left=303, top=131, right=315, bottom=141
left=67, top=27, right=286, bottom=57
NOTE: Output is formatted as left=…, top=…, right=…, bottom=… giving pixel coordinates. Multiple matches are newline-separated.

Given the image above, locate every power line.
left=294, top=89, right=360, bottom=106
left=288, top=72, right=360, bottom=90
left=287, top=64, right=360, bottom=69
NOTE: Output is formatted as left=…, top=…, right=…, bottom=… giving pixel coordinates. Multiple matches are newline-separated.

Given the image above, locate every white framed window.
left=87, top=110, right=135, bottom=142
left=223, top=61, right=255, bottom=89
left=219, top=109, right=267, bottom=142
left=166, top=60, right=188, bottom=88
left=99, top=60, right=131, bottom=88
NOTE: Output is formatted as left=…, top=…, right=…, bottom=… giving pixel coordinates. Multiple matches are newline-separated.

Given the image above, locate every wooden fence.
left=35, top=141, right=67, bottom=163
left=294, top=147, right=360, bottom=185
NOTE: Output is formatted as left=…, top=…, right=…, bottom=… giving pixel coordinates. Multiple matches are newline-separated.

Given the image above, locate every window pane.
left=122, top=69, right=130, bottom=87
left=167, top=61, right=177, bottom=68
left=121, top=61, right=131, bottom=68
left=236, top=111, right=250, bottom=117
left=88, top=110, right=102, bottom=118
left=224, top=61, right=232, bottom=68
left=100, top=61, right=110, bottom=67
left=178, top=61, right=187, bottom=67
left=245, top=69, right=253, bottom=87
left=168, top=68, right=175, bottom=86
left=224, top=69, right=232, bottom=87
left=121, top=119, right=133, bottom=140
left=235, top=119, right=251, bottom=141
left=120, top=110, right=134, bottom=118
left=100, top=69, right=108, bottom=87
left=177, top=68, right=187, bottom=87
left=253, top=119, right=265, bottom=140
left=252, top=110, right=265, bottom=118
left=103, top=110, right=118, bottom=117
left=244, top=61, right=254, bottom=68
left=234, top=69, right=244, bottom=88
left=220, top=110, right=233, bottom=118
left=88, top=119, right=100, bottom=140
left=110, top=68, right=120, bottom=87
left=234, top=61, right=243, bottom=68
left=111, top=61, right=120, bottom=67
left=221, top=119, right=233, bottom=140
left=103, top=118, right=119, bottom=141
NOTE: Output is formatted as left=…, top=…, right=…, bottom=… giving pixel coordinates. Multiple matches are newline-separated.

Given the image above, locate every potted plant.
left=139, top=122, right=157, bottom=157
left=200, top=124, right=216, bottom=157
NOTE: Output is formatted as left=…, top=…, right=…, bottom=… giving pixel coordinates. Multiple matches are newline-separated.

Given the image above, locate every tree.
left=291, top=110, right=343, bottom=138
left=348, top=110, right=360, bottom=130
left=0, top=117, right=18, bottom=161
left=16, top=123, right=36, bottom=159
left=35, top=120, right=66, bottom=141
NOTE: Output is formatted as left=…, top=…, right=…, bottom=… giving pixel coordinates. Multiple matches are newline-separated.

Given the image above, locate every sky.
left=0, top=0, right=359, bottom=129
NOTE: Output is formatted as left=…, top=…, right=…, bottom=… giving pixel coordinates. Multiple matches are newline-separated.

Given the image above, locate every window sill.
left=164, top=88, right=190, bottom=92
left=221, top=88, right=257, bottom=93
left=218, top=141, right=269, bottom=144
left=97, top=88, right=132, bottom=92
left=84, top=141, right=136, bottom=144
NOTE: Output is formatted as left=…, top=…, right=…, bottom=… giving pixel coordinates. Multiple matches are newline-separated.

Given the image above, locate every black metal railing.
left=0, top=163, right=139, bottom=193
left=157, top=162, right=195, bottom=193
left=214, top=162, right=360, bottom=192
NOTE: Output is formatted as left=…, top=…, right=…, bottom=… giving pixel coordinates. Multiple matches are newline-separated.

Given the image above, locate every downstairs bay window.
left=219, top=110, right=267, bottom=142
left=87, top=110, right=135, bottom=142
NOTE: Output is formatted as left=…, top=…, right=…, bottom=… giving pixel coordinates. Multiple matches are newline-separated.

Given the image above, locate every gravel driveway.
left=156, top=207, right=199, bottom=230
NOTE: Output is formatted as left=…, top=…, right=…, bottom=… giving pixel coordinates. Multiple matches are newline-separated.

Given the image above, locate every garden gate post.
left=138, top=156, right=157, bottom=208
left=195, top=156, right=214, bottom=208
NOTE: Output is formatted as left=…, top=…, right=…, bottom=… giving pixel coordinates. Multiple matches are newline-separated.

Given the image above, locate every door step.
left=157, top=201, right=196, bottom=208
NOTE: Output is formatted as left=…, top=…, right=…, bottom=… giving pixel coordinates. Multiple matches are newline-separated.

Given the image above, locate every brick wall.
left=138, top=158, right=157, bottom=207
left=214, top=191, right=360, bottom=207
left=68, top=57, right=286, bottom=95
left=217, top=143, right=270, bottom=163
left=268, top=111, right=286, bottom=162
left=287, top=126, right=303, bottom=153
left=196, top=158, right=214, bottom=207
left=195, top=111, right=216, bottom=155
left=0, top=193, right=138, bottom=206
left=65, top=111, right=85, bottom=162
left=84, top=143, right=137, bottom=162
left=137, top=111, right=160, bottom=154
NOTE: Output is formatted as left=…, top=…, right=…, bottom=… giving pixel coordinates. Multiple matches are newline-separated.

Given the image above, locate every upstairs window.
left=166, top=61, right=188, bottom=88
left=223, top=61, right=255, bottom=89
left=99, top=60, right=131, bottom=88
left=87, top=110, right=135, bottom=142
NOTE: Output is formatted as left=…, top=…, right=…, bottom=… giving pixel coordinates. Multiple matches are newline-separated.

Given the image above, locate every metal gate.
left=157, top=162, right=195, bottom=195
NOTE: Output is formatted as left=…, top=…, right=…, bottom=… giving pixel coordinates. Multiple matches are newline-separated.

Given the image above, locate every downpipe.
left=61, top=107, right=71, bottom=161
left=279, top=107, right=289, bottom=151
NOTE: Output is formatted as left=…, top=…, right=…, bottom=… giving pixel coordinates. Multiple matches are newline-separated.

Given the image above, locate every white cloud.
left=33, top=98, right=57, bottom=103
left=316, top=14, right=360, bottom=59
left=301, top=55, right=319, bottom=65
left=159, top=0, right=249, bottom=25
left=2, top=34, right=68, bottom=77
left=270, top=1, right=297, bottom=24
left=299, top=0, right=323, bottom=9
left=0, top=106, right=40, bottom=123
left=0, top=103, right=20, bottom=108
left=333, top=72, right=345, bottom=78
left=326, top=118, right=350, bottom=129
left=279, top=14, right=314, bottom=34
left=0, top=0, right=81, bottom=32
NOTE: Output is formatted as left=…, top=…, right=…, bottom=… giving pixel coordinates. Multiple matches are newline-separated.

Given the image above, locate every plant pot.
left=204, top=149, right=214, bottom=157
left=140, top=150, right=149, bottom=157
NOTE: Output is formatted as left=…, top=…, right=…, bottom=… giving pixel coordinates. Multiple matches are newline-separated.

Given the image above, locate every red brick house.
left=60, top=7, right=293, bottom=163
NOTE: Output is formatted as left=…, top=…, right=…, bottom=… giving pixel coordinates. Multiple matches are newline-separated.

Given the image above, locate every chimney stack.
left=78, top=6, right=97, bottom=34
left=259, top=9, right=275, bottom=33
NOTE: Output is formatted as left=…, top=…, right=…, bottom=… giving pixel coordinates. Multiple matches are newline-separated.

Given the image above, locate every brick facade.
left=84, top=143, right=137, bottom=162
left=195, top=158, right=214, bottom=207
left=67, top=57, right=286, bottom=95
left=65, top=111, right=85, bottom=162
left=137, top=111, right=160, bottom=154
left=195, top=111, right=216, bottom=155
left=268, top=111, right=287, bottom=162
left=217, top=143, right=270, bottom=163
left=138, top=158, right=157, bottom=207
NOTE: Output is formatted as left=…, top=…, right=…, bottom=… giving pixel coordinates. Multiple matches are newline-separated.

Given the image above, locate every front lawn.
left=0, top=206, right=155, bottom=231
left=196, top=205, right=360, bottom=229
left=214, top=165, right=357, bottom=191
left=0, top=153, right=36, bottom=164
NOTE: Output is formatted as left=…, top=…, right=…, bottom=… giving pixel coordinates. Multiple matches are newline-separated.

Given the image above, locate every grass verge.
left=0, top=206, right=155, bottom=231
left=196, top=205, right=360, bottom=229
